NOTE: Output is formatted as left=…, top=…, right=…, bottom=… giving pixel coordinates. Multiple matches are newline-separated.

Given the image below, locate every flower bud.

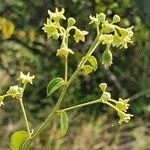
left=99, top=83, right=107, bottom=92
left=102, top=49, right=112, bottom=68
left=112, top=15, right=121, bottom=23
left=101, top=91, right=111, bottom=103
left=98, top=13, right=106, bottom=23
left=52, top=33, right=59, bottom=40
left=68, top=17, right=76, bottom=27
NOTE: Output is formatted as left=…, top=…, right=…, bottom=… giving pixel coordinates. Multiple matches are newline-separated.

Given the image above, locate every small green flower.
left=74, top=28, right=88, bottom=43
left=99, top=34, right=113, bottom=45
left=89, top=15, right=99, bottom=25
left=48, top=8, right=66, bottom=22
left=42, top=20, right=58, bottom=39
left=118, top=111, right=133, bottom=124
left=99, top=83, right=107, bottom=92
left=101, top=91, right=111, bottom=103
left=103, top=22, right=114, bottom=33
left=56, top=47, right=74, bottom=57
left=116, top=98, right=130, bottom=112
left=7, top=85, right=23, bottom=99
left=113, top=26, right=133, bottom=49
left=18, top=72, right=35, bottom=85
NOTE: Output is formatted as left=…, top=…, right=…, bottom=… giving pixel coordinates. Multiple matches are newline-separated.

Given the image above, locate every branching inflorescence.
left=0, top=8, right=134, bottom=150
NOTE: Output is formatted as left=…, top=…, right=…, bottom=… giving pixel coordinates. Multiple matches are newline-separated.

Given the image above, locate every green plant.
left=0, top=8, right=134, bottom=150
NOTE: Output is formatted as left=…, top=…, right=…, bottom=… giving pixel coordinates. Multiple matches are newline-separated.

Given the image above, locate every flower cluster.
left=99, top=83, right=133, bottom=124
left=42, top=8, right=88, bottom=58
left=90, top=13, right=133, bottom=68
left=0, top=72, right=35, bottom=106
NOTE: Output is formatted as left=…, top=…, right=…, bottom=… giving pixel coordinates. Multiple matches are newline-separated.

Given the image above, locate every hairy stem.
left=19, top=98, right=31, bottom=138
left=59, top=99, right=100, bottom=112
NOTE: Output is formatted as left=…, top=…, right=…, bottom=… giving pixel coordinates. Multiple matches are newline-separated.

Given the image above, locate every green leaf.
left=10, top=131, right=29, bottom=150
left=87, top=55, right=98, bottom=71
left=47, top=77, right=65, bottom=96
left=59, top=111, right=69, bottom=136
left=82, top=65, right=93, bottom=75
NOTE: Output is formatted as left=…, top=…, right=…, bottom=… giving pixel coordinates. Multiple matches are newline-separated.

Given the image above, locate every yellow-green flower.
left=74, top=28, right=88, bottom=43
left=7, top=85, right=23, bottom=99
left=119, top=27, right=133, bottom=49
left=42, top=18, right=58, bottom=39
left=89, top=15, right=98, bottom=25
left=48, top=8, right=66, bottom=22
left=18, top=72, right=35, bottom=85
left=118, top=111, right=133, bottom=124
left=99, top=34, right=113, bottom=45
left=56, top=47, right=74, bottom=57
left=116, top=98, right=130, bottom=112
left=113, top=26, right=133, bottom=49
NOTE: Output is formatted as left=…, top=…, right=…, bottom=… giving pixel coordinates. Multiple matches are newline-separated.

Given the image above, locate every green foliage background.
left=0, top=0, right=149, bottom=149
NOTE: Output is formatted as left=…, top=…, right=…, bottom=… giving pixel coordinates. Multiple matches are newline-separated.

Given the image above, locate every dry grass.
left=1, top=110, right=149, bottom=150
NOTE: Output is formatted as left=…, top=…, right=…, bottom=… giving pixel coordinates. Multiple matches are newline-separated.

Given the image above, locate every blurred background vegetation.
left=0, top=0, right=149, bottom=149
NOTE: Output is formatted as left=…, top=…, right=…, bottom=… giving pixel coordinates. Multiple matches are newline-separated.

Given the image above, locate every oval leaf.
left=82, top=65, right=93, bottom=75
left=47, top=77, right=65, bottom=96
left=59, top=111, right=69, bottom=136
left=87, top=55, right=98, bottom=71
left=10, top=131, right=29, bottom=150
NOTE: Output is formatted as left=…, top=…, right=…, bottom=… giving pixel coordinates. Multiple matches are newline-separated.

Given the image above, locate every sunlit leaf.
left=59, top=111, right=69, bottom=136
left=82, top=65, right=93, bottom=75
left=87, top=55, right=98, bottom=71
left=10, top=131, right=29, bottom=150
left=47, top=77, right=65, bottom=96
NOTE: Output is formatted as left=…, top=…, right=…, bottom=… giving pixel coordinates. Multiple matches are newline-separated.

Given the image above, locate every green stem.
left=19, top=98, right=31, bottom=138
left=22, top=30, right=103, bottom=149
left=65, top=56, right=68, bottom=83
left=104, top=101, right=120, bottom=112
left=59, top=99, right=100, bottom=112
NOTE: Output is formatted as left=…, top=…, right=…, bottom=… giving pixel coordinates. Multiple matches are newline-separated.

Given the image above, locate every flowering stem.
left=21, top=31, right=102, bottom=149
left=59, top=99, right=100, bottom=112
left=19, top=98, right=31, bottom=138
